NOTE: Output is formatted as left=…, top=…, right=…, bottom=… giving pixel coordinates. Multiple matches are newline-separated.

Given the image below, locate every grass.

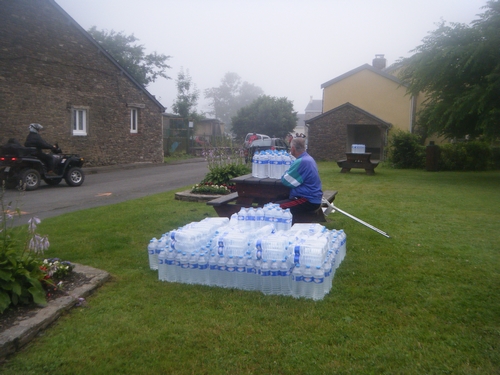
left=1, top=163, right=499, bottom=374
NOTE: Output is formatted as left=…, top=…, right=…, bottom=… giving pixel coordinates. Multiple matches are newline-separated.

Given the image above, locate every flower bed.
left=190, top=182, right=235, bottom=195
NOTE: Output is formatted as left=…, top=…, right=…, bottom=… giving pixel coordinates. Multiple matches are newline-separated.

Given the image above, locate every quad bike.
left=0, top=142, right=85, bottom=191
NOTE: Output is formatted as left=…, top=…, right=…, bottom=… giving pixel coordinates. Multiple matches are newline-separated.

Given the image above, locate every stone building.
left=307, top=55, right=422, bottom=161
left=307, top=103, right=390, bottom=161
left=0, top=0, right=165, bottom=166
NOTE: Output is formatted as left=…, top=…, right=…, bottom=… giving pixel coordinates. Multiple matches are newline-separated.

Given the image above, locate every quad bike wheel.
left=20, top=168, right=41, bottom=191
left=64, top=167, right=85, bottom=186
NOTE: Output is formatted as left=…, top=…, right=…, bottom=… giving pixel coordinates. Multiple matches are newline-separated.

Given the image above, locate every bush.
left=388, top=130, right=425, bottom=169
left=195, top=137, right=251, bottom=190
left=438, top=141, right=493, bottom=171
left=0, top=187, right=49, bottom=313
left=490, top=146, right=500, bottom=170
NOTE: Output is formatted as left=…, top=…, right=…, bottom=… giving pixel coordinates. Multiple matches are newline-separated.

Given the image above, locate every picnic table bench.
left=206, top=173, right=337, bottom=223
left=337, top=152, right=379, bottom=175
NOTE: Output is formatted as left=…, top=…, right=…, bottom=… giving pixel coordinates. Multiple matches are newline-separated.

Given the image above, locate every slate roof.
left=320, top=63, right=406, bottom=89
left=306, top=102, right=391, bottom=128
left=48, top=0, right=165, bottom=112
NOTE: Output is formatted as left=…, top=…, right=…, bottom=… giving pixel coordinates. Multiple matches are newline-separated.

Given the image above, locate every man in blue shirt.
left=277, top=137, right=323, bottom=215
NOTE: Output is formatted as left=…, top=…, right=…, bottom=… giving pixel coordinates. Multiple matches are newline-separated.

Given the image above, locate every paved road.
left=3, top=159, right=208, bottom=226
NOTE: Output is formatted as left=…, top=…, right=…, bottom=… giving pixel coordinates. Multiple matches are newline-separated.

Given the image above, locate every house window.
left=130, top=108, right=138, bottom=133
left=72, top=108, right=87, bottom=136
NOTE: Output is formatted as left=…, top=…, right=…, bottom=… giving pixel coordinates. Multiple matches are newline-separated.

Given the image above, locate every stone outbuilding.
left=306, top=102, right=391, bottom=161
left=0, top=0, right=166, bottom=166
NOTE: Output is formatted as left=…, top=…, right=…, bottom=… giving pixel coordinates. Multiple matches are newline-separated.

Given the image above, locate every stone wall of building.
left=308, top=104, right=388, bottom=161
left=0, top=0, right=164, bottom=166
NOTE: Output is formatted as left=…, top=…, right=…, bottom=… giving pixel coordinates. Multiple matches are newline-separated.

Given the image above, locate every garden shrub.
left=388, top=130, right=425, bottom=169
left=192, top=137, right=251, bottom=193
left=491, top=146, right=500, bottom=170
left=438, top=141, right=492, bottom=171
left=0, top=189, right=48, bottom=312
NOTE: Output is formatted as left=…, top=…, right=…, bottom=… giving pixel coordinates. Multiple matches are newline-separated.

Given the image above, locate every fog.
left=55, top=0, right=487, bottom=114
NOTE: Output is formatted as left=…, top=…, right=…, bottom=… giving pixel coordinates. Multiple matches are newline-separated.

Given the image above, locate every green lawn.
left=2, top=163, right=499, bottom=374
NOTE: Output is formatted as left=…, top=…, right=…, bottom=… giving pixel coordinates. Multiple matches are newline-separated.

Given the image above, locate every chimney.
left=372, top=54, right=386, bottom=70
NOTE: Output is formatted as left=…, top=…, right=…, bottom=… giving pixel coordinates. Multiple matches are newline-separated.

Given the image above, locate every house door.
left=347, top=124, right=384, bottom=160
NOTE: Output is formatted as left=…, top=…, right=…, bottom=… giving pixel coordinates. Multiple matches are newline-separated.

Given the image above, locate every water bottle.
left=257, top=151, right=266, bottom=178
left=264, top=205, right=274, bottom=228
left=230, top=213, right=238, bottom=226
left=188, top=252, right=199, bottom=284
left=225, top=256, right=236, bottom=288
left=274, top=207, right=284, bottom=232
left=279, top=259, right=292, bottom=296
left=237, top=207, right=246, bottom=229
left=323, top=258, right=333, bottom=295
left=246, top=208, right=256, bottom=230
left=217, top=255, right=227, bottom=288
left=269, top=260, right=280, bottom=295
left=163, top=249, right=175, bottom=282
left=255, top=207, right=264, bottom=229
left=173, top=250, right=182, bottom=282
left=312, top=265, right=325, bottom=300
left=178, top=252, right=190, bottom=283
left=302, top=265, right=314, bottom=299
left=156, top=234, right=169, bottom=268
left=283, top=209, right=293, bottom=232
left=234, top=256, right=246, bottom=289
left=291, top=264, right=303, bottom=298
left=148, top=238, right=158, bottom=270
left=277, top=151, right=284, bottom=178
left=245, top=256, right=256, bottom=290
left=338, top=230, right=347, bottom=264
left=254, top=259, right=262, bottom=292
left=158, top=250, right=167, bottom=281
left=252, top=152, right=259, bottom=177
left=198, top=252, right=209, bottom=285
left=258, top=259, right=269, bottom=294
left=208, top=253, right=218, bottom=286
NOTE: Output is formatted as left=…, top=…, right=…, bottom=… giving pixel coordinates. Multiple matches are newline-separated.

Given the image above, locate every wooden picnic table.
left=206, top=173, right=337, bottom=223
left=337, top=153, right=379, bottom=175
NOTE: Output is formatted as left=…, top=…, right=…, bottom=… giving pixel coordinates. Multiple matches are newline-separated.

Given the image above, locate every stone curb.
left=0, top=263, right=110, bottom=361
left=174, top=189, right=222, bottom=203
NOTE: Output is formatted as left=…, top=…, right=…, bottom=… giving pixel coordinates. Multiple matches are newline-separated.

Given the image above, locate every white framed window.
left=72, top=108, right=88, bottom=136
left=130, top=108, right=138, bottom=133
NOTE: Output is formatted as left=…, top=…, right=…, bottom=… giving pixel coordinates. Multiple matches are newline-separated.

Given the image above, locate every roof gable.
left=306, top=102, right=391, bottom=128
left=321, top=64, right=404, bottom=89
left=305, top=99, right=322, bottom=112
left=48, top=0, right=165, bottom=112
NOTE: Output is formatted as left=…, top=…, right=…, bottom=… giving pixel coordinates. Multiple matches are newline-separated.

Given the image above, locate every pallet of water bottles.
left=251, top=149, right=294, bottom=178
left=147, top=210, right=346, bottom=300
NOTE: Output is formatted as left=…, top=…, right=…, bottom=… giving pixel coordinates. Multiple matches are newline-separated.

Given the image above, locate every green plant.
left=40, top=258, right=74, bottom=280
left=438, top=140, right=492, bottom=171
left=197, top=137, right=250, bottom=187
left=190, top=182, right=232, bottom=195
left=0, top=186, right=50, bottom=313
left=1, top=168, right=499, bottom=374
left=388, top=129, right=426, bottom=168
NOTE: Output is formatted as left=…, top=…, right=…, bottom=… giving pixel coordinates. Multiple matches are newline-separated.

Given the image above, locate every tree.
left=398, top=0, right=500, bottom=140
left=205, top=72, right=264, bottom=130
left=88, top=26, right=171, bottom=87
left=171, top=68, right=204, bottom=125
left=231, top=95, right=297, bottom=140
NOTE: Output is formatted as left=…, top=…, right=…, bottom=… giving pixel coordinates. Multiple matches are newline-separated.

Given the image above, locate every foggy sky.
left=55, top=0, right=487, bottom=114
